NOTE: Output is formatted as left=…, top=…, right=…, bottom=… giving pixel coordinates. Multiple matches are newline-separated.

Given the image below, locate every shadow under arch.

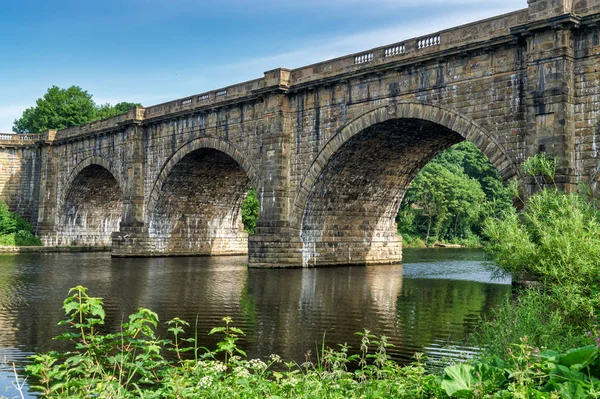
left=58, top=157, right=125, bottom=246
left=146, top=137, right=260, bottom=225
left=294, top=102, right=520, bottom=267
left=59, top=156, right=124, bottom=211
left=145, top=137, right=260, bottom=256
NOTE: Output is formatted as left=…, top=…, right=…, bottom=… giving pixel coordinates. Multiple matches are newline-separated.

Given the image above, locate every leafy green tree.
left=13, top=86, right=97, bottom=133
left=242, top=188, right=259, bottom=234
left=434, top=142, right=512, bottom=212
left=398, top=142, right=512, bottom=246
left=13, top=86, right=142, bottom=133
left=96, top=102, right=142, bottom=120
left=402, top=162, right=486, bottom=244
left=0, top=201, right=17, bottom=235
left=0, top=200, right=41, bottom=245
left=403, top=163, right=451, bottom=244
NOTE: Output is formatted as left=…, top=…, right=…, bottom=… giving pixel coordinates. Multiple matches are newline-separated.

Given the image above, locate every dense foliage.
left=398, top=142, right=512, bottom=247
left=478, top=188, right=600, bottom=356
left=242, top=188, right=259, bottom=235
left=13, top=86, right=141, bottom=134
left=475, top=153, right=600, bottom=365
left=24, top=287, right=600, bottom=398
left=0, top=201, right=41, bottom=246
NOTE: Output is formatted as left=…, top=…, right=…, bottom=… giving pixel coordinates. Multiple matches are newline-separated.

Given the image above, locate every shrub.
left=483, top=189, right=600, bottom=324
left=479, top=185, right=600, bottom=360
left=0, top=201, right=41, bottom=246
left=242, top=188, right=259, bottom=235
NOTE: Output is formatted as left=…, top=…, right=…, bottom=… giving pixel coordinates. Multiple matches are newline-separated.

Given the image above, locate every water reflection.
left=0, top=249, right=510, bottom=397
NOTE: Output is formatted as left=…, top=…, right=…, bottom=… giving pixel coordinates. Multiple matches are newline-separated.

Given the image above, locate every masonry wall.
left=36, top=131, right=131, bottom=246
left=0, top=145, right=40, bottom=226
left=140, top=103, right=265, bottom=220
left=574, top=23, right=600, bottom=192
left=286, top=44, right=528, bottom=209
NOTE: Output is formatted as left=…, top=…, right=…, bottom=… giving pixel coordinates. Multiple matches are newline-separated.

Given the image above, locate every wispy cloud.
left=287, top=0, right=526, bottom=6
left=202, top=8, right=524, bottom=76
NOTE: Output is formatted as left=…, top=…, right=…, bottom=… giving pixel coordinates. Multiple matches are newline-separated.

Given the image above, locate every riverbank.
left=0, top=246, right=109, bottom=254
left=402, top=241, right=482, bottom=249
left=0, top=250, right=509, bottom=398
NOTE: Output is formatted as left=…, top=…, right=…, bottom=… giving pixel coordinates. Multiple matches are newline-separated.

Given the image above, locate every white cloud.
left=203, top=7, right=526, bottom=75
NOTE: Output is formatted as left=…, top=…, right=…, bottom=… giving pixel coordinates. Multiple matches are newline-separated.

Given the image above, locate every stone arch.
left=145, top=137, right=259, bottom=256
left=294, top=102, right=520, bottom=267
left=146, top=137, right=259, bottom=224
left=293, top=102, right=519, bottom=228
left=58, top=157, right=124, bottom=247
left=60, top=156, right=124, bottom=211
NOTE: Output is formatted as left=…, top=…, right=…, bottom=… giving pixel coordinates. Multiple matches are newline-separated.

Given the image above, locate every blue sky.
left=0, top=0, right=528, bottom=132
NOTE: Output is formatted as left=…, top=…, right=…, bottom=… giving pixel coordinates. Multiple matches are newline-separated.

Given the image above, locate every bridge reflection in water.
left=0, top=249, right=509, bottom=367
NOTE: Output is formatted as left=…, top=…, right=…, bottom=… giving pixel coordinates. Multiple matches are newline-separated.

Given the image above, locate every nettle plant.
left=25, top=287, right=600, bottom=398
left=26, top=287, right=431, bottom=398
left=27, top=286, right=168, bottom=396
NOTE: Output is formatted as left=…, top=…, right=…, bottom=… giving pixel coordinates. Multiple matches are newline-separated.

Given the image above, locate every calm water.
left=0, top=249, right=510, bottom=398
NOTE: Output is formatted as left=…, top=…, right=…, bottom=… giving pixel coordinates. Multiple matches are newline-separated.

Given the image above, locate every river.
left=0, top=248, right=510, bottom=398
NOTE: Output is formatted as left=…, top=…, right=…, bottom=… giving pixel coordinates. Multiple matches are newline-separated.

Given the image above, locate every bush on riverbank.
left=25, top=286, right=600, bottom=398
left=476, top=188, right=600, bottom=360
left=0, top=201, right=41, bottom=246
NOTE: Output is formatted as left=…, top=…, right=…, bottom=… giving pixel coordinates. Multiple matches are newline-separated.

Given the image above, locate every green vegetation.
left=25, top=286, right=600, bottom=398
left=242, top=188, right=259, bottom=235
left=398, top=142, right=512, bottom=247
left=13, top=85, right=141, bottom=134
left=474, top=153, right=600, bottom=363
left=0, top=201, right=41, bottom=246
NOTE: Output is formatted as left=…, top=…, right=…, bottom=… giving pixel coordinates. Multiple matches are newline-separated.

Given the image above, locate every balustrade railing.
left=354, top=52, right=374, bottom=64
left=417, top=35, right=441, bottom=49
left=385, top=44, right=406, bottom=57
left=0, top=133, right=38, bottom=142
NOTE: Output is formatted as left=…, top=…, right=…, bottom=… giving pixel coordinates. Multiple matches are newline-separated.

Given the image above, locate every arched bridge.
left=2, top=0, right=600, bottom=267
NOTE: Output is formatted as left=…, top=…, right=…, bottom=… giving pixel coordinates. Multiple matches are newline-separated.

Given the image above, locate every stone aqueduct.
left=2, top=0, right=600, bottom=267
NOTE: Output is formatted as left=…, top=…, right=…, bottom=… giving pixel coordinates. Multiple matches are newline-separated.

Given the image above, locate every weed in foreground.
left=22, top=286, right=600, bottom=398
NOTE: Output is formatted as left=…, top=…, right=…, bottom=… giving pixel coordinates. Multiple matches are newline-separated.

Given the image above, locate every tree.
left=13, top=86, right=142, bottom=133
left=96, top=102, right=142, bottom=120
left=397, top=142, right=513, bottom=246
left=242, top=188, right=260, bottom=234
left=13, top=86, right=97, bottom=133
left=402, top=162, right=486, bottom=244
left=403, top=163, right=451, bottom=244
